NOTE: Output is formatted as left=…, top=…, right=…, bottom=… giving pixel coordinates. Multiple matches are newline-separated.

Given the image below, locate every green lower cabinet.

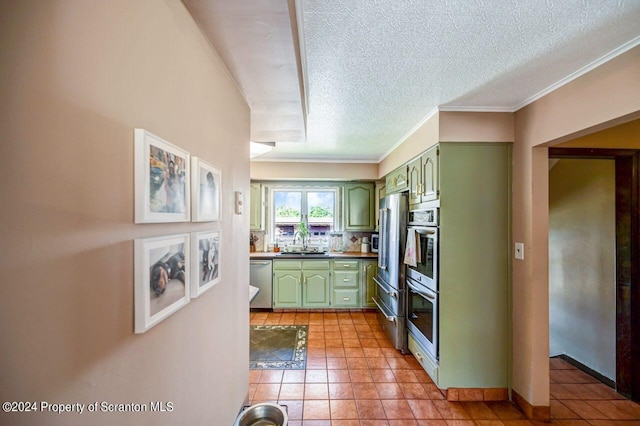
left=303, top=270, right=331, bottom=307
left=333, top=288, right=359, bottom=307
left=332, top=260, right=360, bottom=307
left=362, top=260, right=378, bottom=308
left=273, top=270, right=302, bottom=308
left=333, top=270, right=358, bottom=288
left=273, top=258, right=378, bottom=309
left=273, top=260, right=330, bottom=308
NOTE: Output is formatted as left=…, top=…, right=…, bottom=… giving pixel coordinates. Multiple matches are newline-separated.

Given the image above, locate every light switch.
left=514, top=242, right=524, bottom=260
left=235, top=191, right=244, bottom=215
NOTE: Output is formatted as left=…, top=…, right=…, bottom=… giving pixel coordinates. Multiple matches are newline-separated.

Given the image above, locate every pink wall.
left=378, top=111, right=440, bottom=177
left=439, top=111, right=514, bottom=142
left=0, top=1, right=251, bottom=424
left=513, top=45, right=640, bottom=406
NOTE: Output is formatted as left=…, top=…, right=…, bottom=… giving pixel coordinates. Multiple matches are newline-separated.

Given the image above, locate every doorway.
left=549, top=148, right=640, bottom=401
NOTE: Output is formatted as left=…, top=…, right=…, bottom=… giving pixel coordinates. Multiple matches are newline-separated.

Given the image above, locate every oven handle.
left=372, top=297, right=395, bottom=322
left=412, top=227, right=437, bottom=235
left=373, top=276, right=397, bottom=298
left=407, top=280, right=436, bottom=300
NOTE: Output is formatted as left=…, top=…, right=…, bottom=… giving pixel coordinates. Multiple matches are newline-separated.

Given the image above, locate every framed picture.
left=191, top=157, right=221, bottom=222
left=134, top=128, right=190, bottom=223
left=134, top=234, right=190, bottom=333
left=191, top=230, right=221, bottom=297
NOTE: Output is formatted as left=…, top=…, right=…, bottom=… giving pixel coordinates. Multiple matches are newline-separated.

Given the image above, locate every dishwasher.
left=250, top=259, right=272, bottom=309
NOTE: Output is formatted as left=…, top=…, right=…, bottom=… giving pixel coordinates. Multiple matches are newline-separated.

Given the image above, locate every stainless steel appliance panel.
left=250, top=260, right=273, bottom=309
left=408, top=208, right=438, bottom=226
left=406, top=277, right=438, bottom=360
left=371, top=233, right=379, bottom=253
left=373, top=276, right=403, bottom=317
left=406, top=225, right=438, bottom=292
left=377, top=193, right=408, bottom=291
left=373, top=297, right=406, bottom=353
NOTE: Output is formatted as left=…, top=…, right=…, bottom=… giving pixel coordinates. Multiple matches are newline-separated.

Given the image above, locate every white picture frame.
left=191, top=157, right=221, bottom=222
left=190, top=230, right=221, bottom=297
left=134, top=128, right=190, bottom=223
left=134, top=234, right=190, bottom=333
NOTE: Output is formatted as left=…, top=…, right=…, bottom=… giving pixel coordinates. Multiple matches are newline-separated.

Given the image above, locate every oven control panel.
left=408, top=208, right=438, bottom=226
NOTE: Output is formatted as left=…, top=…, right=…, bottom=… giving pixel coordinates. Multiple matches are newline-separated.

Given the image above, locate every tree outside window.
left=273, top=189, right=336, bottom=247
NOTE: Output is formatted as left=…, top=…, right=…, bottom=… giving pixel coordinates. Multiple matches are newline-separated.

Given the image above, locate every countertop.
left=250, top=251, right=378, bottom=260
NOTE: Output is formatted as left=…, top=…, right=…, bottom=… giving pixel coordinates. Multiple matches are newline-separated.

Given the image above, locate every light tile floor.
left=249, top=311, right=640, bottom=425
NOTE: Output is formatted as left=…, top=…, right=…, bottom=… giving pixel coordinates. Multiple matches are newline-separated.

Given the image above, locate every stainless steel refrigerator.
left=373, top=192, right=408, bottom=353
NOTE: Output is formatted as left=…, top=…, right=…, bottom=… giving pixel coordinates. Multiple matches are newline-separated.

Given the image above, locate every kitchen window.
left=270, top=187, right=337, bottom=247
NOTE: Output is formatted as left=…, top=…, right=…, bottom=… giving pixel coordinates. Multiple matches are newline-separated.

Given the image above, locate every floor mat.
left=249, top=325, right=308, bottom=370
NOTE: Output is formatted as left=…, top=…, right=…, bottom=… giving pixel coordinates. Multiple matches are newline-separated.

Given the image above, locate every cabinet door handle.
left=343, top=278, right=350, bottom=282
left=343, top=297, right=350, bottom=301
left=304, top=276, right=307, bottom=285
left=415, top=352, right=423, bottom=362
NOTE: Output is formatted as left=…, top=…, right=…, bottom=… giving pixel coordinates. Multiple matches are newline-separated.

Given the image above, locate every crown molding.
left=438, top=105, right=514, bottom=113
left=377, top=107, right=439, bottom=163
left=250, top=157, right=378, bottom=164
left=513, top=35, right=640, bottom=112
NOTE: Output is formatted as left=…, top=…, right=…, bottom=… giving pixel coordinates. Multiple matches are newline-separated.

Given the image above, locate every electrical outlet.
left=514, top=242, right=524, bottom=260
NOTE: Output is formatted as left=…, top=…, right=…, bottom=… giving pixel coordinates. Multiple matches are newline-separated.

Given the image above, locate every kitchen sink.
left=276, top=251, right=328, bottom=257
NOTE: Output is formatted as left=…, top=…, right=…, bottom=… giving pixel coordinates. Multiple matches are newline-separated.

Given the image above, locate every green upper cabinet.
left=249, top=182, right=264, bottom=231
left=385, top=165, right=408, bottom=194
left=343, top=183, right=375, bottom=231
left=421, top=145, right=439, bottom=202
left=408, top=157, right=422, bottom=206
left=374, top=181, right=386, bottom=231
left=408, top=145, right=439, bottom=208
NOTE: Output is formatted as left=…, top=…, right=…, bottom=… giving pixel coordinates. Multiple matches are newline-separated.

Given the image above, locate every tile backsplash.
left=250, top=230, right=376, bottom=253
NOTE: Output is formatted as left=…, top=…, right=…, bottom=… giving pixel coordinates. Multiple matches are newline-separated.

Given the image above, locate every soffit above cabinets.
left=185, top=0, right=640, bottom=163
left=183, top=0, right=307, bottom=145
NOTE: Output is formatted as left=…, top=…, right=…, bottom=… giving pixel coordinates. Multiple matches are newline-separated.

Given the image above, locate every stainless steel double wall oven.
left=405, top=208, right=439, bottom=361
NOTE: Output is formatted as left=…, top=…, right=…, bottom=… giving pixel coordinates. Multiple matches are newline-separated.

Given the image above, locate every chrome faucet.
left=293, top=231, right=307, bottom=250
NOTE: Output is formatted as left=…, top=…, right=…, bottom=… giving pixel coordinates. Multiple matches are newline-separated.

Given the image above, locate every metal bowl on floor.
left=234, top=403, right=288, bottom=426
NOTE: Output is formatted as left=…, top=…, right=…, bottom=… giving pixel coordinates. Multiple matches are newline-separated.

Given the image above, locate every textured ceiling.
left=186, top=0, right=640, bottom=162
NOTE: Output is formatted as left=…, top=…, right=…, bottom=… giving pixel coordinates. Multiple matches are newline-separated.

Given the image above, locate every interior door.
left=549, top=147, right=640, bottom=401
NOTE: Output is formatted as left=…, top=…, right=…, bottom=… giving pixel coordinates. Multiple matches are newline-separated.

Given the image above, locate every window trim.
left=268, top=184, right=341, bottom=245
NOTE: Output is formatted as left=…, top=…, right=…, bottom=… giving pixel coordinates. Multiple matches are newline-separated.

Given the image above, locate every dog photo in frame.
left=134, top=234, right=190, bottom=333
left=190, top=230, right=221, bottom=297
